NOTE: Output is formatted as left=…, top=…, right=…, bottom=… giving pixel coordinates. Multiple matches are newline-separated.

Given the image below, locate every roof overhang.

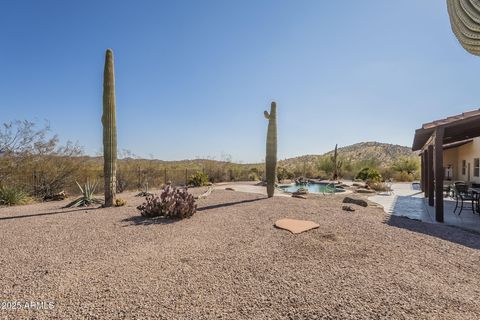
left=412, top=109, right=480, bottom=151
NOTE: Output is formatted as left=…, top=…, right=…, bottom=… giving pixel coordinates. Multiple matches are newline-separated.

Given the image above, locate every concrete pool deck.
left=213, top=181, right=352, bottom=197
left=213, top=182, right=291, bottom=197
left=369, top=183, right=480, bottom=233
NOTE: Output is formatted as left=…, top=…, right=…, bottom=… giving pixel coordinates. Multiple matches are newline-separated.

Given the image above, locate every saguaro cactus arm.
left=264, top=102, right=277, bottom=198
left=102, top=48, right=117, bottom=207
left=447, top=0, right=480, bottom=55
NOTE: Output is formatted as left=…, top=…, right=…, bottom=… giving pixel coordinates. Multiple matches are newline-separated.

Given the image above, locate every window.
left=475, top=158, right=480, bottom=177
left=462, top=160, right=467, bottom=175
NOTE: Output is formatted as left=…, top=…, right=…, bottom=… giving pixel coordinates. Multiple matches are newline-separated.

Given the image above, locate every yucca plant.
left=0, top=185, right=28, bottom=206
left=64, top=180, right=103, bottom=208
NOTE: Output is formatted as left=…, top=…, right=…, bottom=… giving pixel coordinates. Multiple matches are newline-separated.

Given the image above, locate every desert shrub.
left=115, top=198, right=126, bottom=207
left=0, top=120, right=83, bottom=198
left=136, top=182, right=153, bottom=197
left=356, top=167, right=382, bottom=182
left=248, top=172, right=260, bottom=181
left=391, top=157, right=419, bottom=175
left=64, top=180, right=103, bottom=208
left=188, top=172, right=209, bottom=187
left=116, top=172, right=129, bottom=193
left=137, top=185, right=196, bottom=219
left=277, top=167, right=294, bottom=181
left=0, top=185, right=28, bottom=206
left=393, top=171, right=416, bottom=182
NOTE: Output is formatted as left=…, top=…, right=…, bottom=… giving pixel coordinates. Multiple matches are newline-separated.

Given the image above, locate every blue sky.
left=1, top=0, right=480, bottom=163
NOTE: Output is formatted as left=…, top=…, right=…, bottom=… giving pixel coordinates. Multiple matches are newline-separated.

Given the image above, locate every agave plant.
left=64, top=180, right=103, bottom=208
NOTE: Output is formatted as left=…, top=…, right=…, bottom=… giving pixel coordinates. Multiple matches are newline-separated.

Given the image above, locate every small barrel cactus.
left=264, top=101, right=277, bottom=198
left=102, top=49, right=117, bottom=207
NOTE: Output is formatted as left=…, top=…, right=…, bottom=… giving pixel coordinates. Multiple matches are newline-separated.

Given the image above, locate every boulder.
left=225, top=187, right=235, bottom=191
left=342, top=205, right=355, bottom=212
left=342, top=197, right=368, bottom=207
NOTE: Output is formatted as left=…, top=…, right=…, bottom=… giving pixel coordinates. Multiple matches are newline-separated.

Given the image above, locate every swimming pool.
left=279, top=183, right=345, bottom=194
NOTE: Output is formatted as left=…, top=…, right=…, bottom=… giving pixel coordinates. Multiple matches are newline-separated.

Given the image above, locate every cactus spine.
left=447, top=0, right=480, bottom=56
left=102, top=49, right=117, bottom=207
left=264, top=102, right=277, bottom=198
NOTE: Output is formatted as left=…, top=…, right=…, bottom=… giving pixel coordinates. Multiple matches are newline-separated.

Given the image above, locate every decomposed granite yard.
left=1, top=188, right=480, bottom=319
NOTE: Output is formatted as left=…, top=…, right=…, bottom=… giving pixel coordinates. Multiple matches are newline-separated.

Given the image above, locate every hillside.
left=279, top=142, right=415, bottom=169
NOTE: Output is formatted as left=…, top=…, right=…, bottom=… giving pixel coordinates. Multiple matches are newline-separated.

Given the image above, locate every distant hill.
left=78, top=141, right=414, bottom=171
left=279, top=142, right=415, bottom=169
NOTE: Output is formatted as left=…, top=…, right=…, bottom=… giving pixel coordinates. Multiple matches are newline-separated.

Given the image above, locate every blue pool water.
left=280, top=183, right=344, bottom=194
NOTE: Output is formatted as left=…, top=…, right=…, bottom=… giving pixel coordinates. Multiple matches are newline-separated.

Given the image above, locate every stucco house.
left=412, top=109, right=480, bottom=222
left=443, top=138, right=480, bottom=183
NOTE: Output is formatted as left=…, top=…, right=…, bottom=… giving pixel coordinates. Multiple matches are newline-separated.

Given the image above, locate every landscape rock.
left=292, top=187, right=309, bottom=196
left=356, top=188, right=376, bottom=194
left=343, top=197, right=368, bottom=207
left=225, top=187, right=235, bottom=191
left=43, top=191, right=67, bottom=201
left=352, top=182, right=366, bottom=188
left=342, top=205, right=355, bottom=212
left=292, top=194, right=307, bottom=199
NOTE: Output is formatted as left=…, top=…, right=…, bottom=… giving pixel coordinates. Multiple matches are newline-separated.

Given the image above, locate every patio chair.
left=452, top=183, right=477, bottom=215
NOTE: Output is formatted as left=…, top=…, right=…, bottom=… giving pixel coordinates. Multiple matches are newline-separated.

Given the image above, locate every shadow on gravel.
left=386, top=215, right=480, bottom=250
left=0, top=207, right=100, bottom=221
left=122, top=198, right=266, bottom=226
left=121, top=216, right=177, bottom=226
left=196, top=197, right=266, bottom=212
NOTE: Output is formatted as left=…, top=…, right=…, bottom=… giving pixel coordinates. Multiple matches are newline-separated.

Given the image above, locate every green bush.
left=277, top=167, right=294, bottom=181
left=0, top=185, right=28, bottom=206
left=356, top=167, right=382, bottom=182
left=393, top=171, right=416, bottom=182
left=248, top=172, right=260, bottom=181
left=188, top=172, right=209, bottom=187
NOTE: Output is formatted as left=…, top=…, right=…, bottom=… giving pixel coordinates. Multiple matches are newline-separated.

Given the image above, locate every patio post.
left=423, top=150, right=429, bottom=197
left=428, top=144, right=434, bottom=207
left=420, top=152, right=425, bottom=192
left=434, top=127, right=444, bottom=222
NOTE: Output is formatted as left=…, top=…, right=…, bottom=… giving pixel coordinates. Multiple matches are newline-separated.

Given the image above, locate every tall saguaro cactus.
left=331, top=144, right=343, bottom=181
left=102, top=49, right=117, bottom=207
left=264, top=102, right=277, bottom=198
left=447, top=0, right=480, bottom=56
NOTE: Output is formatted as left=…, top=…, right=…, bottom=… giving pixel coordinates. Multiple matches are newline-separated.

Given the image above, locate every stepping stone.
left=274, top=218, right=319, bottom=234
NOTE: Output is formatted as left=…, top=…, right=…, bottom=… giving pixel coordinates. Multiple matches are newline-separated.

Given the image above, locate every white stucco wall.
left=453, top=139, right=480, bottom=183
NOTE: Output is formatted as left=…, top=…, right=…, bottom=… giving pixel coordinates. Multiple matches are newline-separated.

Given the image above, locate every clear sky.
left=1, top=0, right=480, bottom=163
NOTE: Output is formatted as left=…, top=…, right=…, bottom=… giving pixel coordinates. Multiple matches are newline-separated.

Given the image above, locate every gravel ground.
left=1, top=188, right=480, bottom=319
